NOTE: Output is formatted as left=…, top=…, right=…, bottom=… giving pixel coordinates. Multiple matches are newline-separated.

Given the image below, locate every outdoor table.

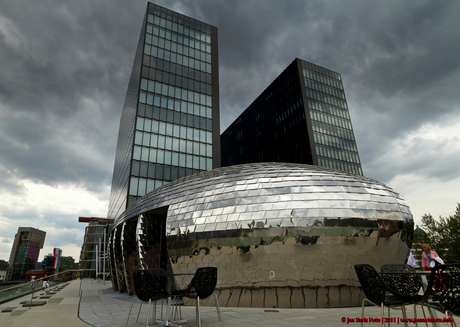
left=157, top=272, right=195, bottom=327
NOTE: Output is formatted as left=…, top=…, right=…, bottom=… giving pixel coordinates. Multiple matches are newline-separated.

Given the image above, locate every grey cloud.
left=0, top=0, right=147, bottom=192
left=0, top=165, right=28, bottom=196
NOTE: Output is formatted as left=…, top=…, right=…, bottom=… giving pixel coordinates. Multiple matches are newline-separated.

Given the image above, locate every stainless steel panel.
left=110, top=163, right=414, bottom=308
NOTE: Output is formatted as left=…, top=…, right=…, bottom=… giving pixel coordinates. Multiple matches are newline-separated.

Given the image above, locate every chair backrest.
left=191, top=267, right=218, bottom=299
left=424, top=264, right=460, bottom=315
left=381, top=264, right=422, bottom=297
left=354, top=264, right=385, bottom=305
left=133, top=269, right=167, bottom=302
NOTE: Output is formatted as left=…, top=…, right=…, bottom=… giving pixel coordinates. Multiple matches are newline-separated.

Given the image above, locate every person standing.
left=421, top=244, right=439, bottom=271
left=42, top=275, right=49, bottom=291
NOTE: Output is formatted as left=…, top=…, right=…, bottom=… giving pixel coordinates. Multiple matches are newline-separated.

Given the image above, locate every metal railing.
left=0, top=269, right=81, bottom=305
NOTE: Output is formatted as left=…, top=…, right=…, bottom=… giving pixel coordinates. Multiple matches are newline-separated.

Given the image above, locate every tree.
left=420, top=202, right=460, bottom=263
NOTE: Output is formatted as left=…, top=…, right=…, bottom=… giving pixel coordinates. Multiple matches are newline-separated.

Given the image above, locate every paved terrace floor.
left=0, top=279, right=458, bottom=327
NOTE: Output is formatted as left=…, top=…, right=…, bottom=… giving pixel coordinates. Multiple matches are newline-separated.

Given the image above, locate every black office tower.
left=221, top=58, right=362, bottom=176
left=108, top=3, right=220, bottom=219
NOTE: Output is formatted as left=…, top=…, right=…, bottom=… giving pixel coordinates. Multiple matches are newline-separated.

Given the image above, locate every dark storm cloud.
left=0, top=0, right=147, bottom=192
left=2, top=0, right=458, bottom=189
left=160, top=1, right=460, bottom=146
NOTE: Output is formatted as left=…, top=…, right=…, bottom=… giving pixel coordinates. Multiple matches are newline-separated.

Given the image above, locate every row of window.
left=142, top=64, right=211, bottom=96
left=311, top=120, right=355, bottom=142
left=313, top=132, right=359, bottom=154
left=275, top=100, right=303, bottom=125
left=84, top=235, right=104, bottom=243
left=135, top=117, right=212, bottom=143
left=131, top=160, right=205, bottom=180
left=81, top=244, right=102, bottom=252
left=309, top=109, right=353, bottom=131
left=86, top=226, right=105, bottom=234
left=301, top=61, right=341, bottom=81
left=133, top=145, right=212, bottom=169
left=147, top=13, right=211, bottom=43
left=138, top=89, right=212, bottom=119
left=145, top=23, right=211, bottom=54
left=143, top=56, right=211, bottom=85
left=146, top=33, right=211, bottom=63
left=318, top=157, right=363, bottom=176
left=134, top=132, right=213, bottom=157
left=305, top=78, right=345, bottom=100
left=139, top=78, right=212, bottom=114
left=303, top=69, right=343, bottom=90
left=144, top=44, right=211, bottom=74
left=139, top=83, right=211, bottom=108
left=305, top=89, right=348, bottom=110
left=307, top=100, right=350, bottom=120
left=316, top=144, right=360, bottom=165
left=129, top=163, right=207, bottom=197
left=129, top=164, right=202, bottom=200
left=137, top=106, right=212, bottom=131
left=130, top=177, right=165, bottom=197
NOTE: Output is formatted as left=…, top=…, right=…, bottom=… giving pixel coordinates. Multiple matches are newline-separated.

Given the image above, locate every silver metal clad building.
left=109, top=162, right=413, bottom=308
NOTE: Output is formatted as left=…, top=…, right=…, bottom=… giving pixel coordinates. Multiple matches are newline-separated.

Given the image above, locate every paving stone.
left=1, top=307, right=17, bottom=313
left=21, top=300, right=47, bottom=307
left=71, top=279, right=460, bottom=327
left=11, top=309, right=28, bottom=316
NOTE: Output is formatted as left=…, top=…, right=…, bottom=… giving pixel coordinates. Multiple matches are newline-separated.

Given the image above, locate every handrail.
left=0, top=269, right=83, bottom=294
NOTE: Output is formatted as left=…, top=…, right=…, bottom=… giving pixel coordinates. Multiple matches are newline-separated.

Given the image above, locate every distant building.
left=0, top=259, right=8, bottom=281
left=60, top=256, right=76, bottom=271
left=41, top=248, right=63, bottom=270
left=221, top=58, right=363, bottom=176
left=79, top=217, right=113, bottom=278
left=107, top=2, right=221, bottom=220
left=6, top=227, right=46, bottom=281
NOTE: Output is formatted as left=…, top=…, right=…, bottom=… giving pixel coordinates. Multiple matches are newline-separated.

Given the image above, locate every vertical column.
left=121, top=218, right=139, bottom=295
left=108, top=230, right=119, bottom=291
left=114, top=226, right=127, bottom=292
left=137, top=212, right=169, bottom=270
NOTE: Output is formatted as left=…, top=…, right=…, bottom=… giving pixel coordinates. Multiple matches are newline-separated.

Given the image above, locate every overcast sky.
left=1, top=0, right=459, bottom=262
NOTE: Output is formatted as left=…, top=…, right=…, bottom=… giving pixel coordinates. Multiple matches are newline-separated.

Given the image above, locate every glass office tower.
left=221, top=58, right=362, bottom=176
left=6, top=227, right=46, bottom=281
left=108, top=2, right=220, bottom=219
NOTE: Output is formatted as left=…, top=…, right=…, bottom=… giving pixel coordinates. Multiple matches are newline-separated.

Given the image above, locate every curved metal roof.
left=113, top=162, right=412, bottom=234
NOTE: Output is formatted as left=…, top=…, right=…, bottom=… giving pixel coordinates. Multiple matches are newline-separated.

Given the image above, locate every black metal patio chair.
left=126, top=268, right=168, bottom=327
left=381, top=264, right=423, bottom=299
left=418, top=264, right=460, bottom=327
left=171, top=267, right=223, bottom=327
left=381, top=264, right=427, bottom=326
left=355, top=264, right=414, bottom=327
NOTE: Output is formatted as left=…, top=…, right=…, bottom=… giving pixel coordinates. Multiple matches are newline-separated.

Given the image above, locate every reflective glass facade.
left=108, top=2, right=220, bottom=219
left=221, top=58, right=362, bottom=176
